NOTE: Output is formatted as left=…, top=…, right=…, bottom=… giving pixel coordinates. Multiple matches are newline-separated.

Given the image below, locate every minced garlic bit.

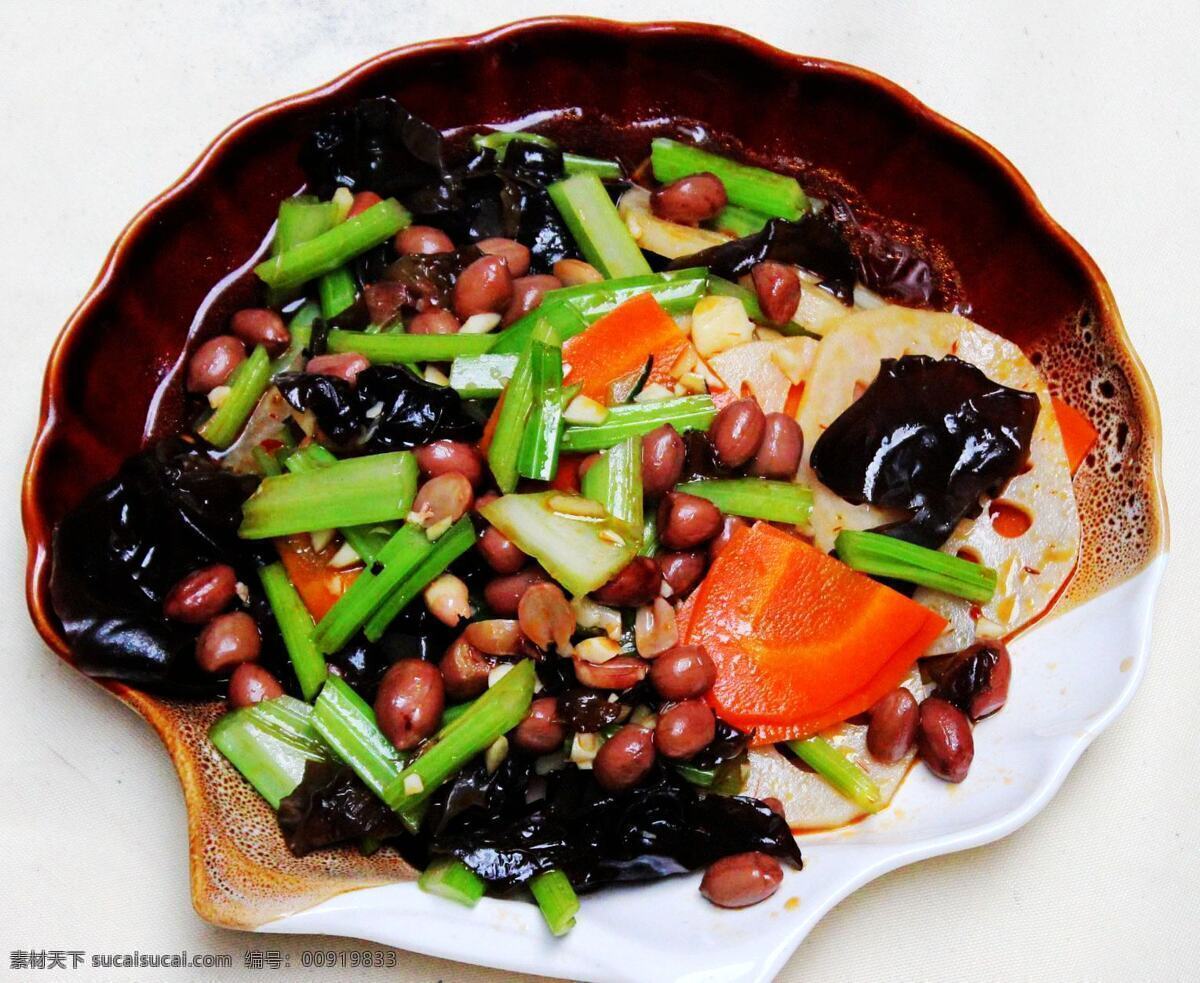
left=569, top=732, right=602, bottom=769
left=364, top=400, right=385, bottom=419
left=423, top=365, right=450, bottom=387
left=485, top=736, right=509, bottom=774
left=575, top=635, right=621, bottom=665
left=206, top=385, right=232, bottom=409
left=328, top=541, right=361, bottom=569
left=632, top=382, right=674, bottom=403
left=310, top=528, right=335, bottom=553
left=458, top=312, right=503, bottom=334
left=425, top=515, right=453, bottom=541
left=547, top=493, right=607, bottom=519
left=403, top=773, right=424, bottom=796
left=563, top=394, right=610, bottom=426
left=488, top=663, right=514, bottom=688
left=234, top=581, right=251, bottom=605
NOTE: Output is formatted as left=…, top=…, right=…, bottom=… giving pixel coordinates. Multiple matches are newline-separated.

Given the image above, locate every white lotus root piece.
left=707, top=337, right=817, bottom=413
left=746, top=666, right=927, bottom=829
left=795, top=306, right=1080, bottom=655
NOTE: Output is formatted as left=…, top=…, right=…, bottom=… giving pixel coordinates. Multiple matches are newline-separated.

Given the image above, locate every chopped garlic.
left=328, top=541, right=362, bottom=569
left=678, top=372, right=708, bottom=394
left=207, top=385, right=232, bottom=409
left=459, top=312, right=503, bottom=334
left=234, top=581, right=251, bottom=605
left=548, top=494, right=607, bottom=519
left=425, top=516, right=453, bottom=541
left=572, top=597, right=623, bottom=640
left=632, top=382, right=674, bottom=403
left=331, top=186, right=354, bottom=221
left=575, top=635, right=622, bottom=665
left=310, top=528, right=335, bottom=553
left=423, top=365, right=450, bottom=387
left=563, top=394, right=610, bottom=426
left=364, top=400, right=385, bottom=419
left=488, top=663, right=515, bottom=688
left=690, top=295, right=755, bottom=358
left=485, top=736, right=509, bottom=774
left=570, top=732, right=603, bottom=769
left=403, top=773, right=424, bottom=796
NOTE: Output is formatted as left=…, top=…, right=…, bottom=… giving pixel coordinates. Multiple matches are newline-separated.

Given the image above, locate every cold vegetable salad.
left=51, top=98, right=1098, bottom=930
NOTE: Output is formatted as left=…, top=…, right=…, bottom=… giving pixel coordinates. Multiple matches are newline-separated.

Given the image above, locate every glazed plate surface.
left=22, top=18, right=1166, bottom=983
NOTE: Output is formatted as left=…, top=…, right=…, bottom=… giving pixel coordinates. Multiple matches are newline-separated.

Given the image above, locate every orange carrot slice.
left=1052, top=396, right=1098, bottom=475
left=684, top=522, right=945, bottom=743
left=562, top=292, right=690, bottom=402
left=276, top=535, right=359, bottom=621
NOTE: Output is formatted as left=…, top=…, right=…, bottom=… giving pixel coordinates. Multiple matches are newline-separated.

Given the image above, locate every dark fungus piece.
left=933, top=640, right=1012, bottom=721
left=278, top=761, right=407, bottom=856
left=810, top=355, right=1039, bottom=549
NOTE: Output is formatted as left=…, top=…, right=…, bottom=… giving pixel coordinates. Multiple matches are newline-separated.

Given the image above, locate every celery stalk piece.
left=786, top=737, right=882, bottom=813
left=419, top=858, right=487, bottom=907
left=210, top=696, right=330, bottom=808
left=563, top=153, right=624, bottom=181
left=711, top=203, right=771, bottom=238
left=363, top=516, right=476, bottom=641
left=326, top=329, right=497, bottom=363
left=530, top=869, right=580, bottom=936
left=835, top=530, right=998, bottom=602
left=488, top=299, right=588, bottom=356
left=197, top=344, right=273, bottom=450
left=471, top=130, right=556, bottom=153
left=267, top=198, right=338, bottom=306
left=580, top=436, right=643, bottom=533
left=470, top=131, right=622, bottom=181
left=254, top=198, right=411, bottom=291
left=547, top=173, right=652, bottom=278
left=283, top=444, right=393, bottom=564
left=479, top=491, right=638, bottom=597
left=239, top=451, right=417, bottom=539
left=560, top=396, right=717, bottom=453
left=311, top=523, right=434, bottom=655
left=548, top=267, right=710, bottom=324
left=448, top=353, right=519, bottom=398
left=637, top=512, right=659, bottom=558
left=270, top=302, right=320, bottom=374
left=491, top=269, right=707, bottom=356
left=674, top=762, right=717, bottom=787
left=312, top=675, right=406, bottom=799
left=319, top=265, right=358, bottom=319
left=258, top=563, right=327, bottom=701
left=252, top=445, right=283, bottom=477
left=439, top=699, right=477, bottom=729
left=384, top=660, right=536, bottom=827
left=651, top=138, right=809, bottom=220
left=516, top=340, right=565, bottom=482
left=674, top=478, right=813, bottom=525
left=487, top=317, right=560, bottom=492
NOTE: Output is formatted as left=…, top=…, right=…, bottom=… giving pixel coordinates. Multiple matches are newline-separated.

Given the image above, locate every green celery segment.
left=547, top=173, right=652, bottom=278
left=312, top=675, right=407, bottom=798
left=311, top=523, right=434, bottom=655
left=560, top=396, right=716, bottom=453
left=787, top=736, right=882, bottom=813
left=651, top=138, right=809, bottom=220
left=283, top=444, right=393, bottom=564
left=209, top=696, right=330, bottom=808
left=418, top=858, right=487, bottom=907
left=637, top=512, right=659, bottom=557
left=580, top=436, right=643, bottom=534
left=385, top=660, right=537, bottom=829
left=487, top=317, right=560, bottom=492
left=258, top=563, right=327, bottom=701
left=326, top=330, right=496, bottom=363
left=448, top=353, right=519, bottom=398
left=197, top=345, right=272, bottom=450
left=479, top=491, right=638, bottom=597
left=318, top=265, right=358, bottom=319
left=516, top=339, right=565, bottom=482
left=710, top=203, right=771, bottom=237
left=270, top=302, right=320, bottom=374
left=530, top=869, right=580, bottom=936
left=363, top=516, right=476, bottom=641
left=835, top=530, right=998, bottom=602
left=470, top=130, right=622, bottom=180
left=674, top=478, right=813, bottom=525
left=254, top=198, right=411, bottom=291
left=239, top=451, right=417, bottom=539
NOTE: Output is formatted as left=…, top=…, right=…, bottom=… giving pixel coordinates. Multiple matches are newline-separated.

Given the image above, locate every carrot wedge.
left=276, top=535, right=360, bottom=621
left=1052, top=396, right=1098, bottom=475
left=684, top=522, right=945, bottom=743
left=562, top=292, right=689, bottom=402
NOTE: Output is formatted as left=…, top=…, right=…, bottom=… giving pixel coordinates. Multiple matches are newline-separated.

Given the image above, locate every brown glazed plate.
left=22, top=17, right=1167, bottom=981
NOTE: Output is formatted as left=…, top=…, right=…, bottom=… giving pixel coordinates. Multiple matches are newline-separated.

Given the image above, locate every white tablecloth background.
left=3, top=2, right=1197, bottom=980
